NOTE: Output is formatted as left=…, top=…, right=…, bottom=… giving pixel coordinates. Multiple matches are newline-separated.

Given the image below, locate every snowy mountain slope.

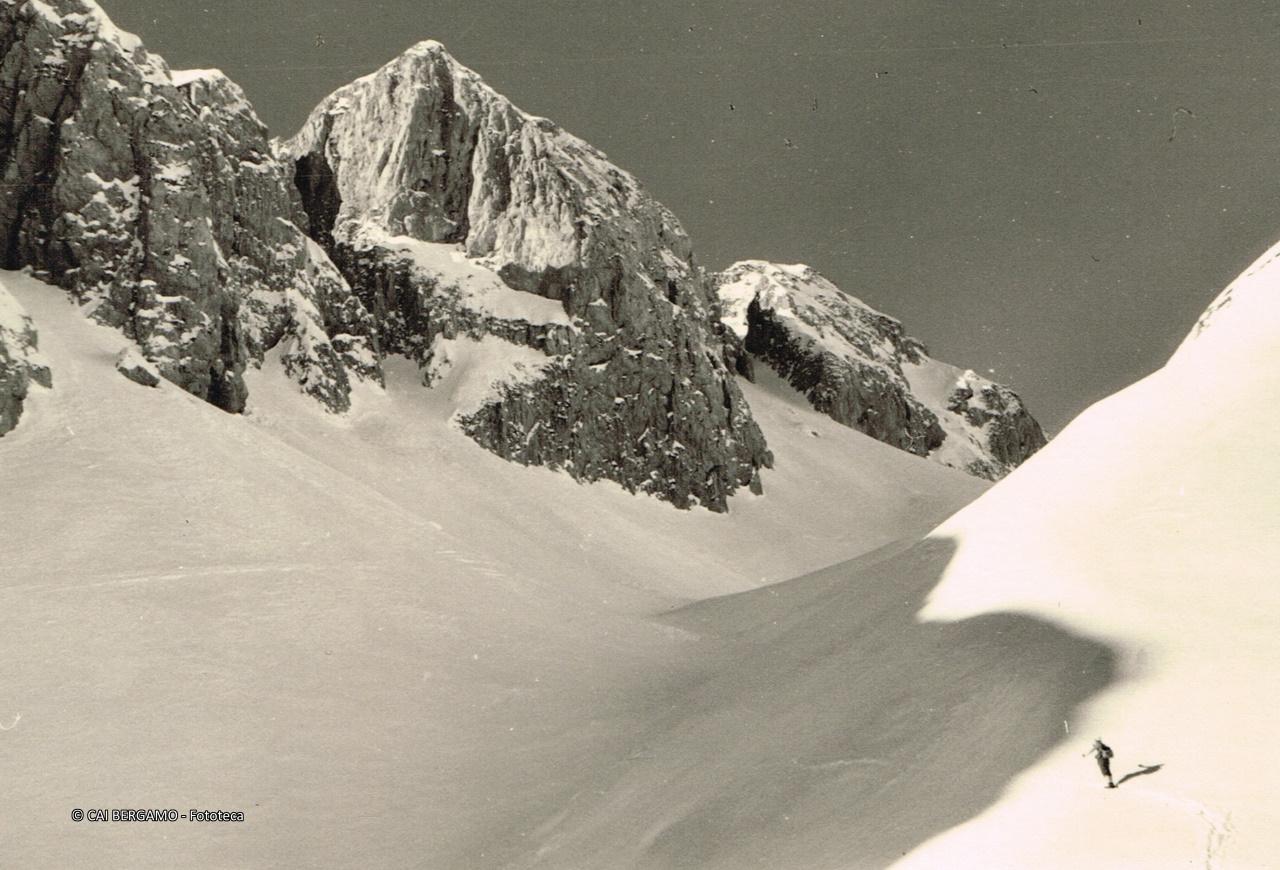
left=716, top=260, right=1046, bottom=479
left=500, top=538, right=1113, bottom=870
left=0, top=269, right=984, bottom=869
left=891, top=237, right=1280, bottom=868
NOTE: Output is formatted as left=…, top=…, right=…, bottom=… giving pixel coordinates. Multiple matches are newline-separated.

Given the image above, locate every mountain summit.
left=281, top=39, right=771, bottom=509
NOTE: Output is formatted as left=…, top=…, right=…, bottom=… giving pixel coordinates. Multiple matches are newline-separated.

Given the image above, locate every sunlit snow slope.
left=0, top=270, right=982, bottom=869
left=894, top=239, right=1280, bottom=868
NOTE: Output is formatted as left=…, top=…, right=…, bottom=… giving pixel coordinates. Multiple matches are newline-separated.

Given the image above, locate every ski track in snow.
left=1167, top=796, right=1233, bottom=870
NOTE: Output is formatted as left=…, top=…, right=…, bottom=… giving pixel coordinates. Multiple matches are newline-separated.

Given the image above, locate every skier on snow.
left=1085, top=738, right=1116, bottom=788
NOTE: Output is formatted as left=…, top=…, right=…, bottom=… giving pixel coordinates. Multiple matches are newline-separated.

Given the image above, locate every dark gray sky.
left=105, top=0, right=1280, bottom=431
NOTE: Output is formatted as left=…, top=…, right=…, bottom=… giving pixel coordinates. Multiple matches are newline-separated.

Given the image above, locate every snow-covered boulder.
left=112, top=345, right=159, bottom=387
left=715, top=260, right=1045, bottom=478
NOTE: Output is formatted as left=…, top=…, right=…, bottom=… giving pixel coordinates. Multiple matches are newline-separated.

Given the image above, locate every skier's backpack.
left=1100, top=744, right=1113, bottom=759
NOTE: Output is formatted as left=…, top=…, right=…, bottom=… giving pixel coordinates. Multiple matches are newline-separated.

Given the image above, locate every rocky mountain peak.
left=282, top=38, right=698, bottom=310
left=278, top=39, right=772, bottom=510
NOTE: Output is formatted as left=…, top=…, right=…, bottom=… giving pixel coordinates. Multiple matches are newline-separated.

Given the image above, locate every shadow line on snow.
left=1116, top=764, right=1164, bottom=786
left=518, top=536, right=1118, bottom=870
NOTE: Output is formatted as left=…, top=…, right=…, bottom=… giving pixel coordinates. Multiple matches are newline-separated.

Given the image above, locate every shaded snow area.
left=0, top=270, right=982, bottom=868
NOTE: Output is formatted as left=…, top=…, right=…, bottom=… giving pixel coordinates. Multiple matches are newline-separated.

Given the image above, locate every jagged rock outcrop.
left=282, top=41, right=771, bottom=509
left=945, top=379, right=1045, bottom=476
left=0, top=280, right=51, bottom=434
left=0, top=0, right=377, bottom=413
left=716, top=261, right=1045, bottom=479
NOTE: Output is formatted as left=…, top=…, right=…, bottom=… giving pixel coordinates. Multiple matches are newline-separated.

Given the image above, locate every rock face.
left=0, top=0, right=377, bottom=413
left=716, top=261, right=1045, bottom=479
left=1, top=2, right=770, bottom=510
left=0, top=280, right=51, bottom=435
left=282, top=41, right=771, bottom=509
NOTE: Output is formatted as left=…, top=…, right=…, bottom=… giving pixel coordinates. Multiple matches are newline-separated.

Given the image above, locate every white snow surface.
left=9, top=220, right=1271, bottom=870
left=0, top=280, right=35, bottom=336
left=893, top=237, right=1280, bottom=868
left=0, top=269, right=983, bottom=868
left=170, top=67, right=221, bottom=87
left=419, top=335, right=554, bottom=418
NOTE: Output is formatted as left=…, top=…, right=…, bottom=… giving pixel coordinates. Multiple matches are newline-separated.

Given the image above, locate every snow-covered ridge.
left=339, top=223, right=573, bottom=329
left=20, top=0, right=166, bottom=82
left=170, top=67, right=221, bottom=86
left=1171, top=236, right=1280, bottom=365
left=894, top=237, right=1280, bottom=868
left=715, top=260, right=1045, bottom=479
left=718, top=259, right=923, bottom=368
left=23, top=0, right=142, bottom=52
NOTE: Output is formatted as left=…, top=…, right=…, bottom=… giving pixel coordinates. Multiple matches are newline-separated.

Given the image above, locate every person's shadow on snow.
left=1116, top=763, right=1164, bottom=786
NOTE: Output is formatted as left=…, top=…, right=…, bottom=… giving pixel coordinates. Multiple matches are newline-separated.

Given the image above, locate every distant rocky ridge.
left=716, top=261, right=1045, bottom=479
